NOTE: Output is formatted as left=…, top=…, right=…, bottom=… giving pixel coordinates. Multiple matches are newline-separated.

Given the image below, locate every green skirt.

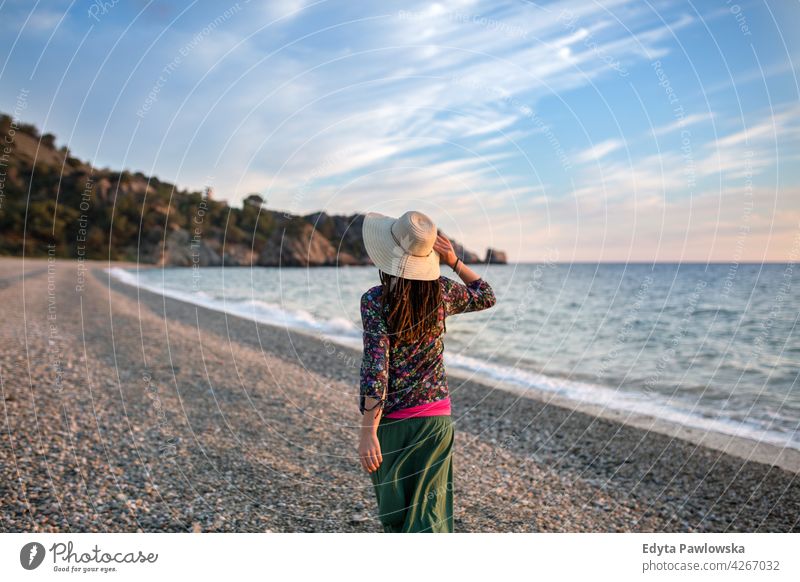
left=369, top=415, right=454, bottom=533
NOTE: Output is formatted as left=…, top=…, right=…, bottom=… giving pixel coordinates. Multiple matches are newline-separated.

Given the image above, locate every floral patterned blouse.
left=359, top=276, right=497, bottom=415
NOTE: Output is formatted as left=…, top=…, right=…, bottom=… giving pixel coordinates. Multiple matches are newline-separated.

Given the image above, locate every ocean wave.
left=443, top=355, right=799, bottom=451
left=107, top=267, right=799, bottom=451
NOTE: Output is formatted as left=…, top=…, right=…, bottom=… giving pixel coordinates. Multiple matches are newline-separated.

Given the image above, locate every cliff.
left=0, top=113, right=507, bottom=267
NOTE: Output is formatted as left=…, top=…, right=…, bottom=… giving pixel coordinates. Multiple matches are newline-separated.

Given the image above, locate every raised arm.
left=434, top=232, right=497, bottom=315
left=434, top=232, right=483, bottom=285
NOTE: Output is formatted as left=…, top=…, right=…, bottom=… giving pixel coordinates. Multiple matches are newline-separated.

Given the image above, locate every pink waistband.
left=384, top=397, right=451, bottom=419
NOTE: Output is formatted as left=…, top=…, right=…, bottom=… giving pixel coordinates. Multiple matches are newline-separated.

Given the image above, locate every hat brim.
left=362, top=212, right=441, bottom=281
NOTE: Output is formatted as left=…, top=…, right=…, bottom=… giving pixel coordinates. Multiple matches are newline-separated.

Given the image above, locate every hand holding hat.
left=433, top=232, right=458, bottom=269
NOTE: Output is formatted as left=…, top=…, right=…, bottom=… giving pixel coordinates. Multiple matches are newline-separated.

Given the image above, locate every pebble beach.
left=1, top=257, right=798, bottom=533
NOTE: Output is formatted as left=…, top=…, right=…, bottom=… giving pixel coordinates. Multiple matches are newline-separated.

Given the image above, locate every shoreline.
left=449, top=368, right=800, bottom=474
left=106, top=263, right=800, bottom=474
left=1, top=257, right=798, bottom=532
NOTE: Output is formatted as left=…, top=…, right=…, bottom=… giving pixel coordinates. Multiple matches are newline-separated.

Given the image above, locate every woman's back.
left=359, top=275, right=496, bottom=415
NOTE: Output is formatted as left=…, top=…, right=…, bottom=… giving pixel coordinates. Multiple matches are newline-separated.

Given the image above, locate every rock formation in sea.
left=485, top=248, right=508, bottom=264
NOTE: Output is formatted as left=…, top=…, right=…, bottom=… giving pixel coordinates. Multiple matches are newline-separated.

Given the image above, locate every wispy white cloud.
left=712, top=104, right=799, bottom=149
left=28, top=8, right=64, bottom=31
left=260, top=0, right=315, bottom=22
left=651, top=112, right=714, bottom=137
left=0, top=4, right=66, bottom=33
left=574, top=139, right=625, bottom=164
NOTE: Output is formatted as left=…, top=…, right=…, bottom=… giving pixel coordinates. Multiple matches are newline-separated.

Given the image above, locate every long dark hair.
left=379, top=270, right=445, bottom=343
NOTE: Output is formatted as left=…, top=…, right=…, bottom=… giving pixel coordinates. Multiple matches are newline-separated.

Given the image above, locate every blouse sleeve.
left=359, top=290, right=390, bottom=415
left=441, top=276, right=497, bottom=317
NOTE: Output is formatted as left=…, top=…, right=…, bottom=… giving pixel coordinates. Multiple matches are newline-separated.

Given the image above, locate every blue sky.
left=1, top=0, right=798, bottom=261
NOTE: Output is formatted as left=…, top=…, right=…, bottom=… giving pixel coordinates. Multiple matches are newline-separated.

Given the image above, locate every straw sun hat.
left=362, top=210, right=441, bottom=281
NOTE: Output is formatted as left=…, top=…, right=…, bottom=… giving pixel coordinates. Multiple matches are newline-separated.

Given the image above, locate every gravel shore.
left=1, top=257, right=797, bottom=532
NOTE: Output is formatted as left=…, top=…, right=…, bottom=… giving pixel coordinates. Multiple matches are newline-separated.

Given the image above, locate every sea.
left=108, top=263, right=799, bottom=450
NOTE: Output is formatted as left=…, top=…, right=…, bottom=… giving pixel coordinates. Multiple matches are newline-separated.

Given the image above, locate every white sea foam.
left=105, top=267, right=362, bottom=343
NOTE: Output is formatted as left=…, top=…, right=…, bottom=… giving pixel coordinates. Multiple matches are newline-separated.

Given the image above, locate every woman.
left=358, top=210, right=497, bottom=533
